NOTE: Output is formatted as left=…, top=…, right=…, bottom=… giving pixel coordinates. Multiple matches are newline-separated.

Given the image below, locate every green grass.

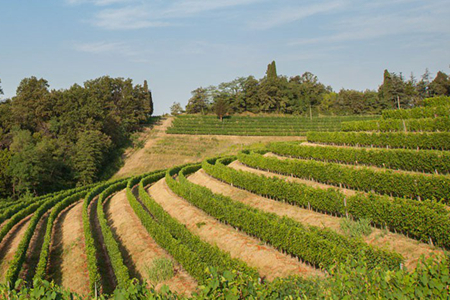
left=146, top=258, right=175, bottom=284
left=340, top=218, right=373, bottom=239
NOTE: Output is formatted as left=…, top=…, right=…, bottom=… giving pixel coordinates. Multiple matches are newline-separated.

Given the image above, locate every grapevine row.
left=82, top=181, right=124, bottom=295
left=202, top=157, right=450, bottom=249
left=166, top=163, right=403, bottom=270
left=126, top=170, right=211, bottom=282
left=34, top=191, right=88, bottom=281
left=423, top=96, right=450, bottom=107
left=382, top=106, right=450, bottom=120
left=96, top=181, right=131, bottom=289
left=306, top=131, right=450, bottom=150
left=341, top=117, right=450, bottom=132
left=268, top=142, right=450, bottom=174
left=238, top=151, right=450, bottom=203
left=134, top=170, right=258, bottom=278
left=5, top=188, right=88, bottom=287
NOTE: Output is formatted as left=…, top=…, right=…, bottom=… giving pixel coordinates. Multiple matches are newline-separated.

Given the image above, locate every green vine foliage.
left=167, top=163, right=403, bottom=271
left=202, top=156, right=450, bottom=249
left=238, top=151, right=450, bottom=203
left=341, top=117, right=450, bottom=132
left=269, top=142, right=450, bottom=174
left=307, top=131, right=450, bottom=150
left=382, top=105, right=450, bottom=119
left=2, top=256, right=449, bottom=300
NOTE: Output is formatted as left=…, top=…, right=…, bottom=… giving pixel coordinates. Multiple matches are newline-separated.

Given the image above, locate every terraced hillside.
left=1, top=110, right=450, bottom=298
left=167, top=115, right=380, bottom=136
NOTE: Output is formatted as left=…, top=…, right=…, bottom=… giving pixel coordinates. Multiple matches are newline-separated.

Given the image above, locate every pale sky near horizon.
left=1, top=0, right=449, bottom=115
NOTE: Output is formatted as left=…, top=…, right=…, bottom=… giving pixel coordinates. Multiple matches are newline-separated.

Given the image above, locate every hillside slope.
left=114, top=117, right=303, bottom=178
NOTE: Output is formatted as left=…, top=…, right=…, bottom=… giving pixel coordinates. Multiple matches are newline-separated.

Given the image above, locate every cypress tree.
left=266, top=61, right=278, bottom=80
left=143, top=80, right=154, bottom=115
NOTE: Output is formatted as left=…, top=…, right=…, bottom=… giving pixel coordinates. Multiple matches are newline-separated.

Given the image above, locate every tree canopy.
left=184, top=62, right=450, bottom=117
left=0, top=76, right=153, bottom=198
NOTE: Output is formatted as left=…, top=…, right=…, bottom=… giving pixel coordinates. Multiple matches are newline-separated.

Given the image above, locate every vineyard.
left=166, top=115, right=379, bottom=136
left=1, top=106, right=450, bottom=298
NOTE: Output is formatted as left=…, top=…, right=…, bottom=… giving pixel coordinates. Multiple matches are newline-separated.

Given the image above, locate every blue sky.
left=1, top=0, right=449, bottom=115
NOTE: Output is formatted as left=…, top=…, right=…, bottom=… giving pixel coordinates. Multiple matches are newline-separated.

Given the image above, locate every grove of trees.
left=185, top=62, right=450, bottom=117
left=0, top=76, right=153, bottom=198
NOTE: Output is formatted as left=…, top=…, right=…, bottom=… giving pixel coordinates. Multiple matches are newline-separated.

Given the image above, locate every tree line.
left=172, top=61, right=450, bottom=118
left=0, top=76, right=153, bottom=198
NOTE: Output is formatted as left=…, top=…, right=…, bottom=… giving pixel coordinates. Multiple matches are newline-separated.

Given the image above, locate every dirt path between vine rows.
left=147, top=178, right=321, bottom=281
left=218, top=164, right=442, bottom=270
left=89, top=196, right=117, bottom=294
left=19, top=212, right=49, bottom=282
left=0, top=215, right=31, bottom=282
left=105, top=189, right=197, bottom=295
left=48, top=201, right=90, bottom=296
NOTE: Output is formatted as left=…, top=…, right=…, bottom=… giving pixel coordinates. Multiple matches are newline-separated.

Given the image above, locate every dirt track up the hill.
left=104, top=189, right=197, bottom=295
left=115, top=117, right=174, bottom=178
left=147, top=178, right=322, bottom=281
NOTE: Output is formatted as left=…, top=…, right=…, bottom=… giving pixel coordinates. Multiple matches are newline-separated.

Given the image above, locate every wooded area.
left=0, top=76, right=153, bottom=198
left=178, top=62, right=450, bottom=117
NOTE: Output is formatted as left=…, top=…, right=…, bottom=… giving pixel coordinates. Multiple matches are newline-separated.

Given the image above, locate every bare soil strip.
left=89, top=196, right=117, bottom=294
left=218, top=164, right=441, bottom=270
left=104, top=189, right=197, bottom=295
left=0, top=215, right=31, bottom=282
left=47, top=201, right=90, bottom=296
left=19, top=212, right=49, bottom=282
left=147, top=178, right=321, bottom=281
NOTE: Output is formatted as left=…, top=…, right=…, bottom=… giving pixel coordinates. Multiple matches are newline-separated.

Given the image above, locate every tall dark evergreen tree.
left=258, top=61, right=282, bottom=112
left=143, top=80, right=154, bottom=116
left=429, top=71, right=450, bottom=96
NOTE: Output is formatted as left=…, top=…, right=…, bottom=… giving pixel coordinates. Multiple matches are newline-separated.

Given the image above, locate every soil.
left=89, top=196, right=117, bottom=294
left=48, top=201, right=90, bottom=296
left=205, top=165, right=442, bottom=270
left=19, top=212, right=50, bottom=282
left=0, top=215, right=32, bottom=282
left=147, top=178, right=321, bottom=281
left=104, top=189, right=197, bottom=295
